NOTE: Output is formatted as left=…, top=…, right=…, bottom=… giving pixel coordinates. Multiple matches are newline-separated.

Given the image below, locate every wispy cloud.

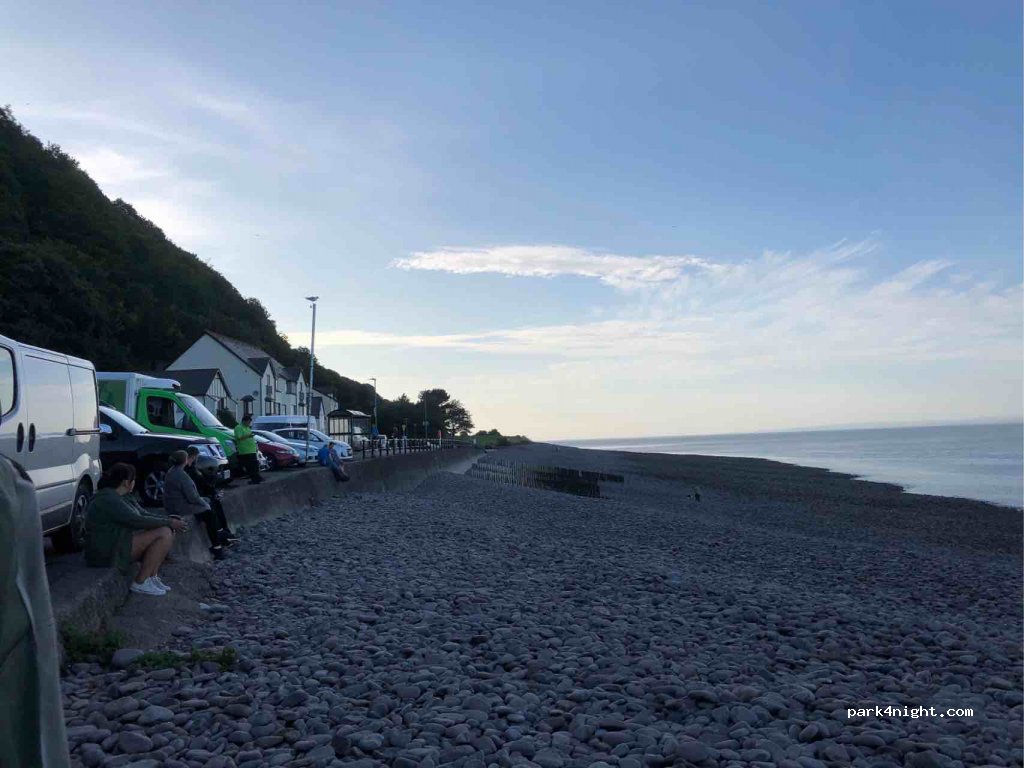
left=320, top=241, right=1022, bottom=372
left=73, top=147, right=171, bottom=186
left=394, top=245, right=719, bottom=289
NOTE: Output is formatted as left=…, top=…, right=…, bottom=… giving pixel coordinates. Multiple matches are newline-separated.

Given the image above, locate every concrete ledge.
left=49, top=447, right=483, bottom=634
left=49, top=556, right=131, bottom=635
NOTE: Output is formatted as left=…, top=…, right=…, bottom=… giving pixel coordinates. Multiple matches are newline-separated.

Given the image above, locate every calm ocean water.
left=560, top=423, right=1024, bottom=508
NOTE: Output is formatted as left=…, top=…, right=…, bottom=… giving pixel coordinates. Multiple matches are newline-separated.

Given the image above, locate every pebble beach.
left=62, top=444, right=1023, bottom=768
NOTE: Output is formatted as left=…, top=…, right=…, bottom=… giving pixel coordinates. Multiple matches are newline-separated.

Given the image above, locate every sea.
left=559, top=423, right=1024, bottom=508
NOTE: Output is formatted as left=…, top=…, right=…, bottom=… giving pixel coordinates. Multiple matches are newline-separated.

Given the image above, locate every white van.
left=252, top=414, right=318, bottom=432
left=0, top=335, right=103, bottom=551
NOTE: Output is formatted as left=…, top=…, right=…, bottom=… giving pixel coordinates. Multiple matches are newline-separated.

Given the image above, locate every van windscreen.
left=179, top=394, right=225, bottom=428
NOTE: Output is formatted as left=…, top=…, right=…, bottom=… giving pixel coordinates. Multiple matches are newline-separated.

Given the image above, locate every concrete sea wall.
left=50, top=447, right=483, bottom=634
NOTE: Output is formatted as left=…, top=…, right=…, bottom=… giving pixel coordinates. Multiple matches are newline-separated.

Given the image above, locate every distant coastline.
left=554, top=422, right=1024, bottom=509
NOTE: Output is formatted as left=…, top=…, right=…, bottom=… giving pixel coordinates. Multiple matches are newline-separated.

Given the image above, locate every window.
left=146, top=396, right=193, bottom=432
left=23, top=355, right=73, bottom=436
left=287, top=381, right=296, bottom=394
left=69, top=366, right=98, bottom=431
left=0, top=347, right=14, bottom=416
left=179, top=394, right=223, bottom=428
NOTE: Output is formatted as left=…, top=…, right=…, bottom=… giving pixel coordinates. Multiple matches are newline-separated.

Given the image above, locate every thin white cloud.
left=393, top=245, right=720, bottom=289
left=17, top=103, right=185, bottom=144
left=323, top=241, right=1022, bottom=372
left=73, top=148, right=170, bottom=186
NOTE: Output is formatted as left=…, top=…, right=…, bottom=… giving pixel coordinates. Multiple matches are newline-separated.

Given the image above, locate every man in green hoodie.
left=233, top=413, right=263, bottom=485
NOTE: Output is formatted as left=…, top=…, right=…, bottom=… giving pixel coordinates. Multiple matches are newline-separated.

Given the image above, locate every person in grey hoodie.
left=163, top=450, right=225, bottom=560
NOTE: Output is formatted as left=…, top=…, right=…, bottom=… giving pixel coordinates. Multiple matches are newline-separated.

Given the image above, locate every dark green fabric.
left=0, top=465, right=39, bottom=768
left=83, top=488, right=171, bottom=572
left=0, top=632, right=38, bottom=766
left=0, top=455, right=70, bottom=767
left=233, top=423, right=257, bottom=455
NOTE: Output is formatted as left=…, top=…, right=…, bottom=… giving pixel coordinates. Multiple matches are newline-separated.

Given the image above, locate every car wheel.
left=139, top=462, right=169, bottom=507
left=52, top=481, right=91, bottom=553
left=267, top=454, right=278, bottom=471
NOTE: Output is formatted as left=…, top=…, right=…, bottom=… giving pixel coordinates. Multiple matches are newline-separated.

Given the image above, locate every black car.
left=99, top=405, right=230, bottom=506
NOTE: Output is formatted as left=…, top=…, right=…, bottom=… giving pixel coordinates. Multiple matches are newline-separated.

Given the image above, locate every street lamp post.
left=304, top=296, right=319, bottom=463
left=369, top=377, right=377, bottom=428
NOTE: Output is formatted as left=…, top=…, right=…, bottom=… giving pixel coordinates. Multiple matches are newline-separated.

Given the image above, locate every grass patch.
left=61, top=626, right=126, bottom=666
left=134, top=646, right=237, bottom=671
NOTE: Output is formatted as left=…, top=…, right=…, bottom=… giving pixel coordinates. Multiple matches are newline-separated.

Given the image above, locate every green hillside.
left=0, top=106, right=375, bottom=410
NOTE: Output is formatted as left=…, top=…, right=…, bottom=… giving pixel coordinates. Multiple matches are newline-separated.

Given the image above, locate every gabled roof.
left=281, top=366, right=304, bottom=383
left=248, top=357, right=273, bottom=376
left=205, top=331, right=286, bottom=377
left=160, top=368, right=234, bottom=399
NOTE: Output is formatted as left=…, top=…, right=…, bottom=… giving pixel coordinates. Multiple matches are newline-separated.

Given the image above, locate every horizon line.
left=548, top=417, right=1024, bottom=445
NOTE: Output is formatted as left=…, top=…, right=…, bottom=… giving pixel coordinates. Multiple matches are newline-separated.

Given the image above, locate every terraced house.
left=168, top=332, right=311, bottom=421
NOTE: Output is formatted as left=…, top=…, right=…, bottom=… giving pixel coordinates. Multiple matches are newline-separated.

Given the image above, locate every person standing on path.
left=233, top=414, right=263, bottom=485
left=0, top=454, right=71, bottom=767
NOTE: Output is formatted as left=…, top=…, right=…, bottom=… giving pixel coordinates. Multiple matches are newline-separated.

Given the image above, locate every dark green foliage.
left=60, top=625, right=126, bottom=666
left=472, top=429, right=530, bottom=448
left=134, top=646, right=237, bottom=671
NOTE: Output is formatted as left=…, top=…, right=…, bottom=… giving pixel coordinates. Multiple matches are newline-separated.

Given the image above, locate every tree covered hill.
left=0, top=106, right=376, bottom=410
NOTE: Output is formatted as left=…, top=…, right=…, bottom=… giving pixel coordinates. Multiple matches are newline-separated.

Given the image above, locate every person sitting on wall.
left=165, top=450, right=230, bottom=561
left=233, top=414, right=263, bottom=485
left=185, top=446, right=238, bottom=546
left=317, top=441, right=350, bottom=483
left=84, top=463, right=186, bottom=596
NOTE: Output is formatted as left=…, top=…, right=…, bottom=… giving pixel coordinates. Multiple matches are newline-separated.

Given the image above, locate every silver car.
left=271, top=428, right=353, bottom=461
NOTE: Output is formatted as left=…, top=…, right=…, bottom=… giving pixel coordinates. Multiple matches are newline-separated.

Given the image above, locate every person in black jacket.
left=182, top=448, right=238, bottom=558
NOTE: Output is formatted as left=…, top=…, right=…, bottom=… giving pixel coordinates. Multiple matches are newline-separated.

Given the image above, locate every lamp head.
left=306, top=295, right=319, bottom=303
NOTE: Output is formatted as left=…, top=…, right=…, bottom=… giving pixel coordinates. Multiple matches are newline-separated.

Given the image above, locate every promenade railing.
left=351, top=437, right=473, bottom=461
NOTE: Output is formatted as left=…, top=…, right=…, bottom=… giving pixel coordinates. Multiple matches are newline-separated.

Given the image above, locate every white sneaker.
left=130, top=578, right=167, bottom=596
left=152, top=575, right=172, bottom=592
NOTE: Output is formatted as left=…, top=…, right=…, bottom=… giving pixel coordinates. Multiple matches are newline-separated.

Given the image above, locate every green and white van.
left=96, top=373, right=235, bottom=462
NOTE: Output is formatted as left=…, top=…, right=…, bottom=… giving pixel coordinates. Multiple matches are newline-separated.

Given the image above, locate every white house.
left=168, top=332, right=312, bottom=421
left=168, top=332, right=352, bottom=429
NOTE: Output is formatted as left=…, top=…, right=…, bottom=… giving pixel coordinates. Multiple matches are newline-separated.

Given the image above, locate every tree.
left=443, top=399, right=474, bottom=435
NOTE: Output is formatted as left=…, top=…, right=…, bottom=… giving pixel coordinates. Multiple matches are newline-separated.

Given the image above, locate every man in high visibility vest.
left=233, top=414, right=263, bottom=485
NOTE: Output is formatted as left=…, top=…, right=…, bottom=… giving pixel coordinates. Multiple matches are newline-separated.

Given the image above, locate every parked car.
left=271, top=427, right=353, bottom=461
left=253, top=428, right=311, bottom=464
left=98, top=406, right=229, bottom=506
left=254, top=434, right=301, bottom=469
left=0, top=334, right=103, bottom=552
left=96, top=372, right=238, bottom=462
left=348, top=429, right=369, bottom=451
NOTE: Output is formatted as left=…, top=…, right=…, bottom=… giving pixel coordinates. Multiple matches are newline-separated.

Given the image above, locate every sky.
left=2, top=0, right=1021, bottom=439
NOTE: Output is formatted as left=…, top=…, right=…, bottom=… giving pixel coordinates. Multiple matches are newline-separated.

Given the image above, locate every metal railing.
left=352, top=437, right=472, bottom=460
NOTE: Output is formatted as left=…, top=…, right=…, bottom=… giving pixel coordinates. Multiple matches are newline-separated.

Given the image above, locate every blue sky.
left=3, top=1, right=1021, bottom=438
